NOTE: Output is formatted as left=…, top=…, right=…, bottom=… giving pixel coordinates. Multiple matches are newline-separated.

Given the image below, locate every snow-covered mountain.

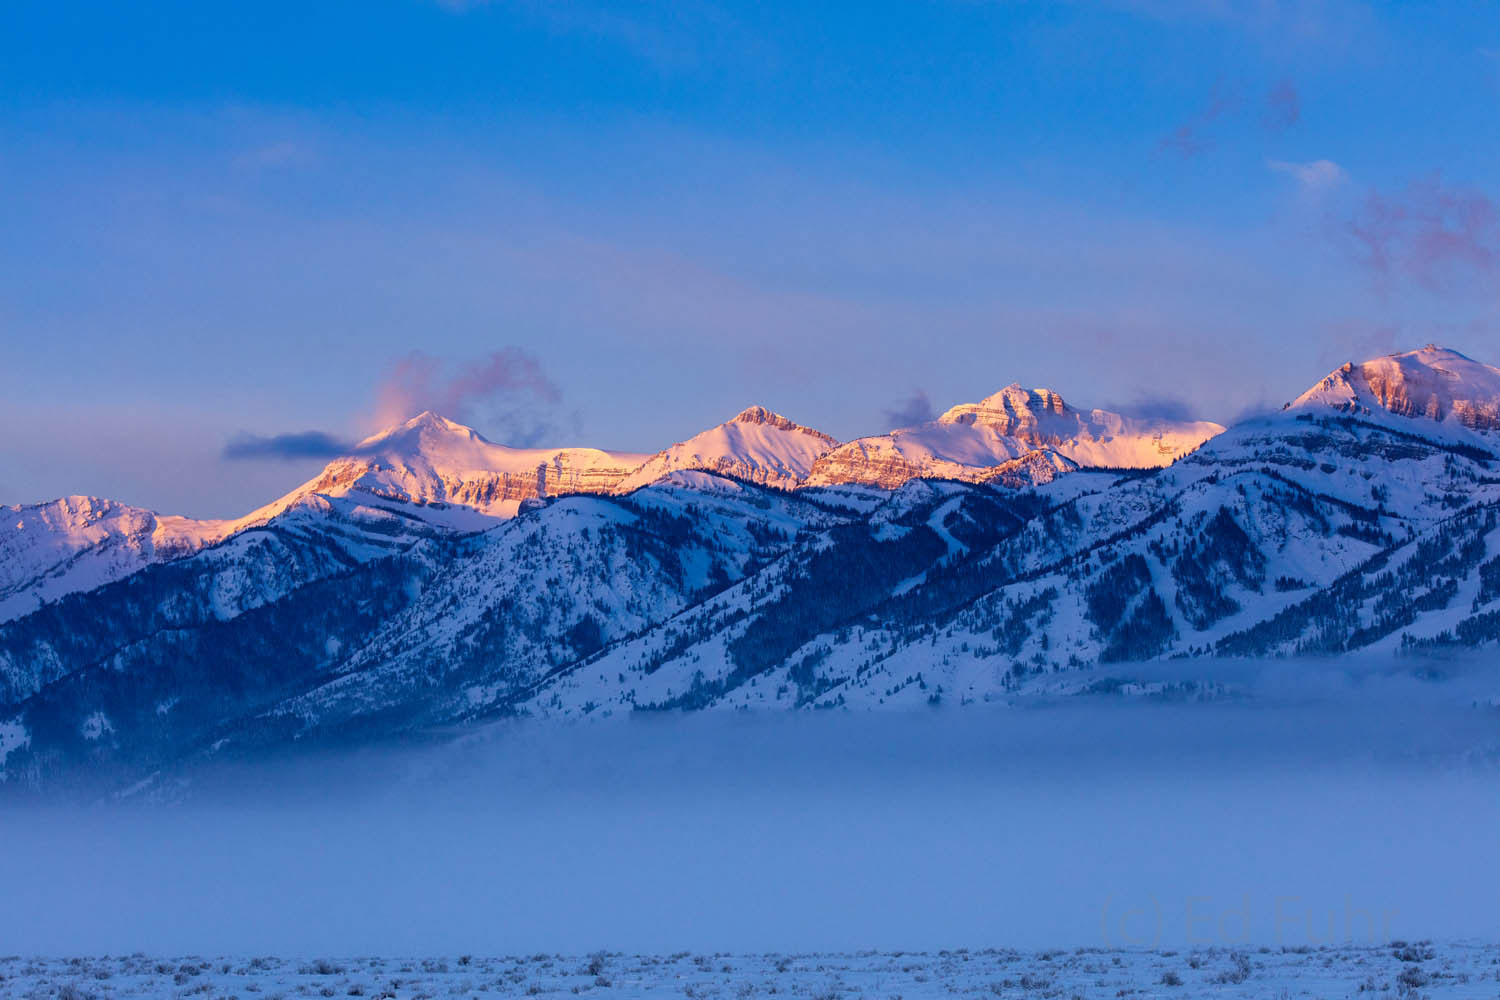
left=805, top=385, right=1223, bottom=488
left=293, top=410, right=651, bottom=516
left=1288, top=345, right=1500, bottom=434
left=0, top=496, right=232, bottom=624
left=615, top=406, right=839, bottom=491
left=0, top=391, right=1211, bottom=627
left=0, top=412, right=649, bottom=626
left=9, top=345, right=1500, bottom=792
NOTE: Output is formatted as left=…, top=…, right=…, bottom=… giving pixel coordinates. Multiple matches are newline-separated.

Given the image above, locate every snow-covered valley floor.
left=3, top=943, right=1494, bottom=1000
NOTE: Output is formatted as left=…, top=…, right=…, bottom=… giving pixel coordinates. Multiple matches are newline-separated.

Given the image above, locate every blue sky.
left=3, top=0, right=1498, bottom=515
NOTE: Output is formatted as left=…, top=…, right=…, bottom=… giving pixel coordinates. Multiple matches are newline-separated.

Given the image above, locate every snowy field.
left=2, top=943, right=1496, bottom=1000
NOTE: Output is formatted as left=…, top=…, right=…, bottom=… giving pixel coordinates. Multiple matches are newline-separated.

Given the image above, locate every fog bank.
left=2, top=654, right=1498, bottom=956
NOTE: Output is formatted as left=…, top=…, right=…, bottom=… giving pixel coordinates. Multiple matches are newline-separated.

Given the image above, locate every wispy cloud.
left=1108, top=394, right=1202, bottom=423
left=1269, top=158, right=1346, bottom=195
left=1161, top=79, right=1305, bottom=157
left=1482, top=47, right=1500, bottom=84
left=232, top=140, right=317, bottom=173
left=430, top=0, right=761, bottom=74
left=1263, top=80, right=1301, bottom=132
left=881, top=391, right=936, bottom=429
left=224, top=348, right=569, bottom=462
left=374, top=348, right=564, bottom=444
left=1342, top=174, right=1499, bottom=292
left=1315, top=323, right=1400, bottom=370
left=1157, top=89, right=1239, bottom=158
left=1107, top=0, right=1378, bottom=50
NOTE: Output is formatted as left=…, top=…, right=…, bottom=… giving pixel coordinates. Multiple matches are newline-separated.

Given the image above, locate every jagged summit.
left=806, top=384, right=1224, bottom=488
left=1289, top=346, right=1500, bottom=432
left=728, top=405, right=838, bottom=441
left=617, top=407, right=841, bottom=491
left=0, top=496, right=233, bottom=624
left=732, top=404, right=777, bottom=423
left=298, top=412, right=649, bottom=515
left=937, top=384, right=1070, bottom=426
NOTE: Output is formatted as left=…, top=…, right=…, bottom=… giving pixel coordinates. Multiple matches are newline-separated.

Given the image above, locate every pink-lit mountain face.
left=8, top=345, right=1500, bottom=791
left=806, top=385, right=1224, bottom=488
left=615, top=406, right=841, bottom=492
left=1288, top=345, right=1500, bottom=432
left=296, top=411, right=651, bottom=517
left=0, top=387, right=1224, bottom=623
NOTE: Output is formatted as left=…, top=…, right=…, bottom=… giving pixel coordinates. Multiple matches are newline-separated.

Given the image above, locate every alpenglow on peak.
left=1288, top=345, right=1500, bottom=432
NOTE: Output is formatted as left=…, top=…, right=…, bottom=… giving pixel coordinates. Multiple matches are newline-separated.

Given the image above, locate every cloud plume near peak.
left=224, top=347, right=568, bottom=462
left=1107, top=393, right=1202, bottom=423
left=222, top=430, right=358, bottom=462
left=373, top=347, right=563, bottom=437
left=881, top=390, right=936, bottom=429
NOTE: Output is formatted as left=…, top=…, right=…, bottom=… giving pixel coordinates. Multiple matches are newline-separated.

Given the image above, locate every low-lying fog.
left=2, top=653, right=1498, bottom=956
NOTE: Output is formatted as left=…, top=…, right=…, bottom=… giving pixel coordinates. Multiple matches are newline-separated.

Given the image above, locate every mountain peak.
left=808, top=384, right=1223, bottom=489
left=1416, top=344, right=1472, bottom=360
left=939, top=385, right=1069, bottom=426
left=352, top=411, right=483, bottom=455
left=291, top=411, right=648, bottom=516
left=1289, top=345, right=1500, bottom=431
left=728, top=405, right=835, bottom=441
left=731, top=404, right=781, bottom=424
left=616, top=407, right=840, bottom=491
left=405, top=409, right=458, bottom=429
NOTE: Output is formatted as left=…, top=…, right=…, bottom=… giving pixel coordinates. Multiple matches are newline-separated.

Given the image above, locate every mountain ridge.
left=7, top=344, right=1500, bottom=792
left=0, top=383, right=1234, bottom=623
left=805, top=383, right=1222, bottom=489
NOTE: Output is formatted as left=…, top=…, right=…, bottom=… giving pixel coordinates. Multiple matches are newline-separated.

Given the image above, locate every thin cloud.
left=1109, top=394, right=1201, bottom=423
left=1158, top=79, right=1301, bottom=157
left=1343, top=174, right=1499, bottom=292
left=1106, top=0, right=1377, bottom=50
left=881, top=391, right=936, bottom=429
left=1157, top=122, right=1213, bottom=159
left=1263, top=80, right=1301, bottom=132
left=374, top=348, right=564, bottom=445
left=1315, top=324, right=1400, bottom=371
left=430, top=0, right=760, bottom=74
left=1482, top=47, right=1500, bottom=84
left=232, top=140, right=317, bottom=173
left=1269, top=158, right=1347, bottom=195
left=223, top=431, right=356, bottom=462
left=1157, top=90, right=1239, bottom=158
